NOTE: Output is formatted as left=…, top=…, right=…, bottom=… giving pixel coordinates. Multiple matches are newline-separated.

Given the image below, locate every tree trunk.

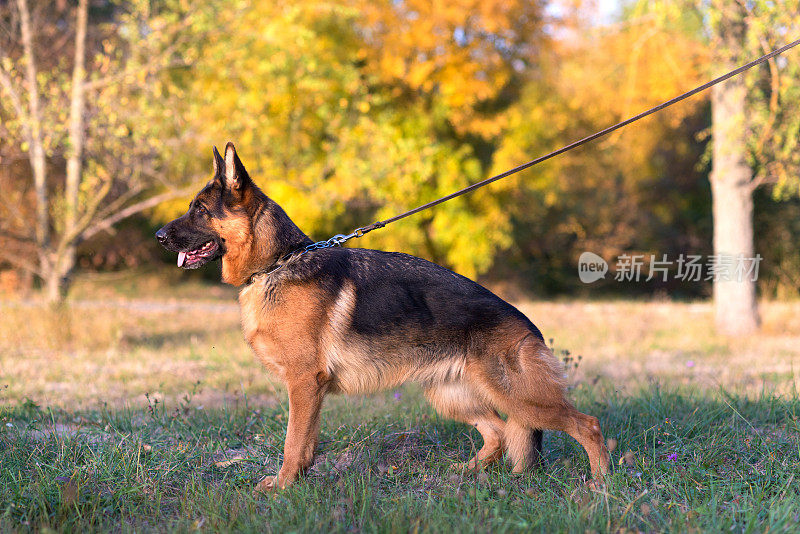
left=61, top=0, right=89, bottom=301
left=16, top=0, right=62, bottom=302
left=43, top=260, right=64, bottom=303
left=709, top=2, right=760, bottom=335
left=17, top=0, right=48, bottom=254
left=710, top=75, right=760, bottom=335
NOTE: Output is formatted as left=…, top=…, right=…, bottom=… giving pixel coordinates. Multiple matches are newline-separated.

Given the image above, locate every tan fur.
left=210, top=212, right=251, bottom=286
left=210, top=207, right=280, bottom=286
left=504, top=418, right=539, bottom=473
left=241, top=280, right=327, bottom=379
left=424, top=382, right=506, bottom=471
left=317, top=281, right=468, bottom=395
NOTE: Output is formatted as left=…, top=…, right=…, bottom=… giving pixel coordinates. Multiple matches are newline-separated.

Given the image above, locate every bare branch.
left=0, top=6, right=31, bottom=139
left=16, top=0, right=40, bottom=145
left=90, top=183, right=144, bottom=223
left=0, top=229, right=35, bottom=243
left=752, top=34, right=781, bottom=159
left=64, top=0, right=88, bottom=244
left=57, top=174, right=113, bottom=252
left=16, top=0, right=49, bottom=250
left=83, top=58, right=190, bottom=92
left=81, top=184, right=200, bottom=241
left=748, top=172, right=776, bottom=191
left=0, top=241, right=41, bottom=275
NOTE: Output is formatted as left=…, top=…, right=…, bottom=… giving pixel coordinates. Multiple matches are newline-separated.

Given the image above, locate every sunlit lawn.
left=1, top=272, right=800, bottom=531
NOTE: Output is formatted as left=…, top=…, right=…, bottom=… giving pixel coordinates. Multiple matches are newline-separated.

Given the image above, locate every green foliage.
left=148, top=0, right=544, bottom=278
left=492, top=23, right=712, bottom=293
left=739, top=1, right=800, bottom=199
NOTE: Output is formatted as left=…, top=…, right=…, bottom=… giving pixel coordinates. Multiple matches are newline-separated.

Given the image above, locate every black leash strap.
left=301, top=37, right=794, bottom=248
left=251, top=38, right=799, bottom=281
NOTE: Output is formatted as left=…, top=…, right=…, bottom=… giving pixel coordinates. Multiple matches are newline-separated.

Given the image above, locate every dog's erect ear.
left=223, top=142, right=249, bottom=191
left=212, top=146, right=224, bottom=179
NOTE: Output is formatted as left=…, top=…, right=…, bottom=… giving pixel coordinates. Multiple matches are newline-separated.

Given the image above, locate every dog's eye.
left=196, top=205, right=208, bottom=216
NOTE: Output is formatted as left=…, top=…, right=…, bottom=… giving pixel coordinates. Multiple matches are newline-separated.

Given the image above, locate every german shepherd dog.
left=156, top=143, right=610, bottom=492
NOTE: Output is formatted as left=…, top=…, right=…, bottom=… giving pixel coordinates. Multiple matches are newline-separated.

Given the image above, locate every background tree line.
left=1, top=0, right=799, bottom=334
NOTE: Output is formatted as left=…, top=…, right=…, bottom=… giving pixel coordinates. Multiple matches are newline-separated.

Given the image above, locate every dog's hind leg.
left=425, top=383, right=505, bottom=471
left=505, top=420, right=545, bottom=473
left=506, top=404, right=609, bottom=479
left=475, top=333, right=610, bottom=480
left=458, top=415, right=505, bottom=471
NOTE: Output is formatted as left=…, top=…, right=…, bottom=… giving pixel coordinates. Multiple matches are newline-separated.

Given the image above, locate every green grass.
left=3, top=289, right=800, bottom=531
left=2, top=382, right=799, bottom=532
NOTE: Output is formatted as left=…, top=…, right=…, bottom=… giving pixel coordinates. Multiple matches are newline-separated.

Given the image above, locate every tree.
left=494, top=0, right=800, bottom=320
left=492, top=13, right=711, bottom=292
left=705, top=0, right=800, bottom=334
left=0, top=0, right=202, bottom=301
left=609, top=0, right=800, bottom=333
left=155, top=0, right=549, bottom=279
left=607, top=0, right=800, bottom=332
left=708, top=2, right=759, bottom=334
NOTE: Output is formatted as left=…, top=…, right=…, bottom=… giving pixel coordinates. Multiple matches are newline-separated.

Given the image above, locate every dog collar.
left=245, top=233, right=358, bottom=285
left=245, top=250, right=301, bottom=285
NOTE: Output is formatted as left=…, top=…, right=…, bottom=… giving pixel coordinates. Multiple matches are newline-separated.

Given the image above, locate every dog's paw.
left=449, top=460, right=479, bottom=472
left=254, top=475, right=279, bottom=494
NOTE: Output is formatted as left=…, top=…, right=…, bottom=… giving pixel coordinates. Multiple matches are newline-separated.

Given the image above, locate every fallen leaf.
left=215, top=455, right=246, bottom=468
left=59, top=478, right=80, bottom=507
left=624, top=450, right=635, bottom=466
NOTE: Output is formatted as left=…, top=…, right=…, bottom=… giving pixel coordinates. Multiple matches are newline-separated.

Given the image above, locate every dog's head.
left=155, top=142, right=255, bottom=272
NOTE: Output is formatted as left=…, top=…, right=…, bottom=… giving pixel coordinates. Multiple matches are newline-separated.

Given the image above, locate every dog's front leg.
left=256, top=375, right=325, bottom=492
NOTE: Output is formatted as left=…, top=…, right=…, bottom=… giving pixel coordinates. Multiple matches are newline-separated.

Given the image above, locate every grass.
left=3, top=384, right=799, bottom=532
left=2, top=272, right=800, bottom=531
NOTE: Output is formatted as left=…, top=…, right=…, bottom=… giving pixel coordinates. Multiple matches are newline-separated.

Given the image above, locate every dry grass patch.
left=2, top=299, right=800, bottom=409
left=518, top=300, right=800, bottom=395
left=0, top=299, right=271, bottom=409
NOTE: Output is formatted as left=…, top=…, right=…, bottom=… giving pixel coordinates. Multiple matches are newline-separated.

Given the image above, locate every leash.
left=250, top=38, right=800, bottom=283
left=295, top=37, right=799, bottom=252
left=236, top=36, right=800, bottom=285
left=247, top=232, right=358, bottom=283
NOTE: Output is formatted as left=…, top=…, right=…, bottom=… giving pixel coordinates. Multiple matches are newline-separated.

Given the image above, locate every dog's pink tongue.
left=177, top=251, right=186, bottom=267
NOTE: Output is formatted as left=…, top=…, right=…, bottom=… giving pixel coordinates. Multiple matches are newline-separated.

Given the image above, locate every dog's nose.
left=155, top=227, right=168, bottom=243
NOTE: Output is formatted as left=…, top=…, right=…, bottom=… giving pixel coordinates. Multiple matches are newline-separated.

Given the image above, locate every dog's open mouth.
left=178, top=240, right=220, bottom=269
